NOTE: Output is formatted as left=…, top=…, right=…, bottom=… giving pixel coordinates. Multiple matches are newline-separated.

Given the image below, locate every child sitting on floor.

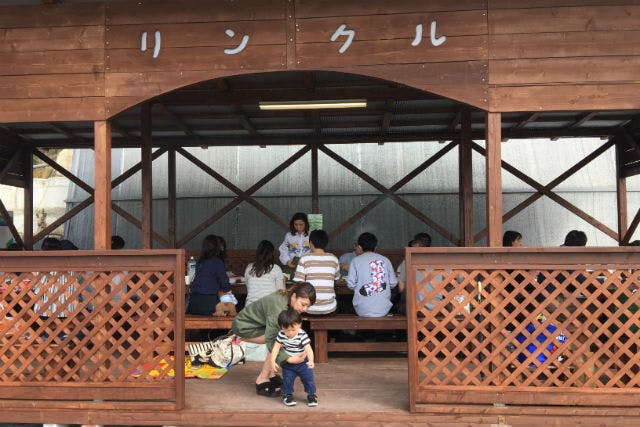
left=269, top=308, right=318, bottom=407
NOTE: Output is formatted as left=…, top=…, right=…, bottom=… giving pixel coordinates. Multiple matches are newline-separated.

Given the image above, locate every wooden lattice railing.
left=0, top=250, right=185, bottom=409
left=406, top=248, right=640, bottom=411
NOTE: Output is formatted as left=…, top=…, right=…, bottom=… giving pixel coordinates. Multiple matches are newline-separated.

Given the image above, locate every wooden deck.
left=2, top=356, right=640, bottom=427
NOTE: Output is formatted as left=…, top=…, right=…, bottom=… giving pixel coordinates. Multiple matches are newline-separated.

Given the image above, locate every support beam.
left=94, top=120, right=111, bottom=250
left=23, top=147, right=33, bottom=249
left=141, top=103, right=153, bottom=249
left=485, top=112, right=502, bottom=247
left=616, top=141, right=628, bottom=244
left=168, top=148, right=177, bottom=248
left=458, top=108, right=473, bottom=247
left=311, top=146, right=319, bottom=213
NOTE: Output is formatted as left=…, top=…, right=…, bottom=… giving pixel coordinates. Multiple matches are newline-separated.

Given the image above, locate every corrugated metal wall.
left=65, top=138, right=640, bottom=250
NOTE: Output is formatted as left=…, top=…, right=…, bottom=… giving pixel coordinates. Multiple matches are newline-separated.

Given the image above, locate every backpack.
left=188, top=334, right=246, bottom=368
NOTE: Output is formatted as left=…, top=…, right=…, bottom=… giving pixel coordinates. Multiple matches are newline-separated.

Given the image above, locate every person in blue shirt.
left=186, top=234, right=232, bottom=315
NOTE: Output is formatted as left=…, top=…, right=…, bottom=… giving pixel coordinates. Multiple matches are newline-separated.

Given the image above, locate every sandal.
left=255, top=380, right=280, bottom=397
left=269, top=374, right=282, bottom=387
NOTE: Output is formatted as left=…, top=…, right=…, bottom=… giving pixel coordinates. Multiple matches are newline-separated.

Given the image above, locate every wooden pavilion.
left=0, top=1, right=639, bottom=426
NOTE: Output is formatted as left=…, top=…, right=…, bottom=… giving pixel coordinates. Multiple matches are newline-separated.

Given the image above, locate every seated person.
left=346, top=232, right=398, bottom=317
left=338, top=242, right=362, bottom=278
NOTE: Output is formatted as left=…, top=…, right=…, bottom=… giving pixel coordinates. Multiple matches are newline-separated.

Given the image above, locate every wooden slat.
left=0, top=50, right=104, bottom=75
left=0, top=98, right=105, bottom=123
left=489, top=57, right=640, bottom=85
left=106, top=45, right=286, bottom=73
left=489, top=31, right=640, bottom=60
left=489, top=5, right=640, bottom=34
left=0, top=3, right=104, bottom=27
left=0, top=26, right=104, bottom=52
left=489, top=84, right=640, bottom=112
left=296, top=10, right=488, bottom=43
left=106, top=21, right=285, bottom=48
left=141, top=103, right=153, bottom=249
left=459, top=108, right=473, bottom=247
left=297, top=36, right=488, bottom=68
left=295, top=0, right=488, bottom=18
left=489, top=0, right=640, bottom=8
left=106, top=0, right=286, bottom=25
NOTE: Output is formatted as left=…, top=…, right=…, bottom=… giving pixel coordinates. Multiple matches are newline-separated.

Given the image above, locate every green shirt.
left=232, top=291, right=289, bottom=351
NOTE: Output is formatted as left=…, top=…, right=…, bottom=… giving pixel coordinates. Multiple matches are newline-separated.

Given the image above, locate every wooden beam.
left=35, top=197, right=94, bottom=243
left=141, top=103, right=153, bottom=249
left=319, top=144, right=458, bottom=244
left=111, top=203, right=169, bottom=248
left=168, top=148, right=177, bottom=248
left=459, top=108, right=473, bottom=247
left=311, top=146, right=319, bottom=214
left=175, top=146, right=307, bottom=247
left=485, top=112, right=502, bottom=247
left=34, top=149, right=94, bottom=195
left=93, top=120, right=111, bottom=250
left=616, top=141, right=628, bottom=244
left=513, top=112, right=539, bottom=130
left=23, top=146, right=33, bottom=250
left=473, top=139, right=618, bottom=242
left=157, top=103, right=197, bottom=138
left=46, top=122, right=87, bottom=144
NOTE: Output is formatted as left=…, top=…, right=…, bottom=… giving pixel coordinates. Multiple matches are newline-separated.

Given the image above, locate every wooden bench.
left=184, top=314, right=234, bottom=350
left=308, top=314, right=407, bottom=363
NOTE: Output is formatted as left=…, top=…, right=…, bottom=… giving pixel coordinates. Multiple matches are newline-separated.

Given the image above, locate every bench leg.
left=314, top=329, right=328, bottom=363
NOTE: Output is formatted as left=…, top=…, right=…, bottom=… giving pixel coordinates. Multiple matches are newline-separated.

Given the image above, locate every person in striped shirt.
left=293, top=229, right=340, bottom=315
left=269, top=308, right=317, bottom=407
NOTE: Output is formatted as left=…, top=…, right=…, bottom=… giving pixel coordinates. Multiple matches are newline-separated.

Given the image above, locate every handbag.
left=188, top=333, right=246, bottom=368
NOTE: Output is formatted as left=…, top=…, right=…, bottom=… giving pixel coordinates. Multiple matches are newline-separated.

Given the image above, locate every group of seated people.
left=186, top=211, right=404, bottom=318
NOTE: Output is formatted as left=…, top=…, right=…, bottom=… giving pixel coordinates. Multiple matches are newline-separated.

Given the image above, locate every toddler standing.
left=269, top=308, right=318, bottom=406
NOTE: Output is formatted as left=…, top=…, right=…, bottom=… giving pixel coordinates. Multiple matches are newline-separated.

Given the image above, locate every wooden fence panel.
left=407, top=248, right=640, bottom=411
left=0, top=250, right=184, bottom=409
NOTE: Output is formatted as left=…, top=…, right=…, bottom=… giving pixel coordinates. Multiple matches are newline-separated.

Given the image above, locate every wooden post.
left=459, top=108, right=473, bottom=247
left=22, top=146, right=33, bottom=250
left=168, top=148, right=177, bottom=248
left=485, top=112, right=502, bottom=247
left=311, top=146, right=319, bottom=213
left=141, top=103, right=153, bottom=249
left=615, top=141, right=628, bottom=245
left=94, top=120, right=112, bottom=250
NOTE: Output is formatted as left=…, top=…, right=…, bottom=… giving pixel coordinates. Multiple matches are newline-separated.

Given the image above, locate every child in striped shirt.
left=269, top=308, right=318, bottom=407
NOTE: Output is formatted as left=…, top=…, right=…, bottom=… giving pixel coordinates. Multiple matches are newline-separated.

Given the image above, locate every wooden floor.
left=2, top=356, right=640, bottom=427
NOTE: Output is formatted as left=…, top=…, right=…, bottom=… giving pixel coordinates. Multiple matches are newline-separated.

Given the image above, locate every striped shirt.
left=293, top=252, right=340, bottom=314
left=276, top=329, right=310, bottom=356
left=33, top=272, right=77, bottom=318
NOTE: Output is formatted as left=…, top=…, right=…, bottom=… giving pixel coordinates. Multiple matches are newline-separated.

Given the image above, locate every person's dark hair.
left=309, top=229, right=328, bottom=249
left=502, top=230, right=522, bottom=247
left=277, top=307, right=302, bottom=328
left=111, top=235, right=125, bottom=250
left=407, top=239, right=416, bottom=247
left=413, top=232, right=432, bottom=247
left=357, top=232, right=377, bottom=252
left=215, top=235, right=227, bottom=260
left=563, top=230, right=587, bottom=247
left=60, top=239, right=78, bottom=250
left=289, top=212, right=309, bottom=235
left=199, top=234, right=224, bottom=261
left=250, top=240, right=276, bottom=277
left=6, top=242, right=23, bottom=251
left=629, top=240, right=640, bottom=246
left=41, top=237, right=62, bottom=251
left=278, top=281, right=316, bottom=306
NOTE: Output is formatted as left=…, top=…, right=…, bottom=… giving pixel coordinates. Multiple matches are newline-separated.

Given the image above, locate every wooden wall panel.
left=488, top=2, right=640, bottom=112
left=490, top=84, right=640, bottom=112
left=0, top=4, right=105, bottom=122
left=296, top=0, right=487, bottom=17
left=490, top=31, right=640, bottom=59
left=106, top=0, right=286, bottom=24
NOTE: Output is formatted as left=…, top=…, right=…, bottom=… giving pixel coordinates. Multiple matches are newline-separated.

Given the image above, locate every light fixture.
left=258, top=99, right=367, bottom=110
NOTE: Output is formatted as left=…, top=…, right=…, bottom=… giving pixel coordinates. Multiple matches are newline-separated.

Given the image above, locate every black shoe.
left=307, top=394, right=318, bottom=407
left=282, top=393, right=297, bottom=406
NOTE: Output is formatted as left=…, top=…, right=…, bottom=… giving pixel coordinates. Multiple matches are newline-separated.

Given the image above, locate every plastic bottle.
left=187, top=256, right=197, bottom=281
